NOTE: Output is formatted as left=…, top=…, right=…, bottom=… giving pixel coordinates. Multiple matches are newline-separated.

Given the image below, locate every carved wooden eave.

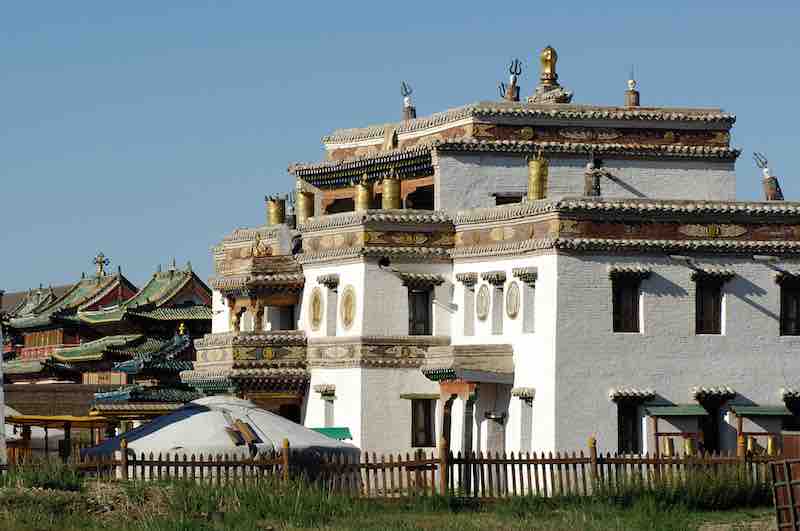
left=421, top=344, right=514, bottom=384
left=210, top=273, right=305, bottom=297
left=608, top=387, right=656, bottom=402
left=691, top=385, right=737, bottom=402
left=306, top=335, right=450, bottom=369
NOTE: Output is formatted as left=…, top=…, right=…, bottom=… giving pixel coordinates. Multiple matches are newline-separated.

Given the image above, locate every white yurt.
left=83, top=396, right=358, bottom=460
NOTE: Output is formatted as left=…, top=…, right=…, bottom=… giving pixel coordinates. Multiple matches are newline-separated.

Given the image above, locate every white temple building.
left=182, top=46, right=800, bottom=457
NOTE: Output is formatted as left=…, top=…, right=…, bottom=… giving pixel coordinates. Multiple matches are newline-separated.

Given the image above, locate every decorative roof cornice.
left=299, top=209, right=452, bottom=233
left=298, top=245, right=452, bottom=265
left=455, top=272, right=478, bottom=288
left=691, top=385, right=736, bottom=401
left=434, top=139, right=739, bottom=161
left=511, top=387, right=536, bottom=399
left=608, top=387, right=656, bottom=402
left=690, top=268, right=736, bottom=282
left=512, top=267, right=538, bottom=285
left=221, top=226, right=283, bottom=244
left=195, top=331, right=307, bottom=349
left=210, top=273, right=305, bottom=293
left=317, top=274, right=340, bottom=290
left=481, top=271, right=507, bottom=286
left=453, top=197, right=800, bottom=226
left=781, top=388, right=800, bottom=401
left=313, top=383, right=336, bottom=396
left=608, top=266, right=652, bottom=280
left=321, top=101, right=736, bottom=144
left=394, top=271, right=445, bottom=288
left=554, top=238, right=800, bottom=255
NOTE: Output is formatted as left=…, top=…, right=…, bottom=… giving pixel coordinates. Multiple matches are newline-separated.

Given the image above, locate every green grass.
left=0, top=464, right=776, bottom=530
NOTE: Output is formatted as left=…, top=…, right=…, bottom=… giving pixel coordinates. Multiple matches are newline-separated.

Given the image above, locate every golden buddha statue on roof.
left=539, top=45, right=558, bottom=87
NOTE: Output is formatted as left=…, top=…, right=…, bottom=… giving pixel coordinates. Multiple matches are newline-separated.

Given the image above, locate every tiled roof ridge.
left=453, top=197, right=800, bottom=225
left=322, top=101, right=736, bottom=144
left=434, top=139, right=740, bottom=160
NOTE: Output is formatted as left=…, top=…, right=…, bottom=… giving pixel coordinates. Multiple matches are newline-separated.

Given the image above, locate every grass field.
left=0, top=460, right=777, bottom=530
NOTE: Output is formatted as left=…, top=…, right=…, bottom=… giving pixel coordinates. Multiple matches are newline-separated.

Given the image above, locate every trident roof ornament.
left=499, top=58, right=522, bottom=102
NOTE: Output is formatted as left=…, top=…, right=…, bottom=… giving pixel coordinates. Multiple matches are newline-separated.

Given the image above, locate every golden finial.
left=539, top=45, right=559, bottom=87
left=178, top=322, right=186, bottom=336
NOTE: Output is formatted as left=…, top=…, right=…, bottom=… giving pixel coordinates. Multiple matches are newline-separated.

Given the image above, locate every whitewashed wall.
left=435, top=152, right=736, bottom=211
left=450, top=254, right=560, bottom=454
left=554, top=254, right=800, bottom=454
left=211, top=290, right=230, bottom=333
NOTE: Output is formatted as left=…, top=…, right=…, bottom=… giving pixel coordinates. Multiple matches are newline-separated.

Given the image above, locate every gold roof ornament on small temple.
left=528, top=45, right=573, bottom=105
left=539, top=45, right=558, bottom=87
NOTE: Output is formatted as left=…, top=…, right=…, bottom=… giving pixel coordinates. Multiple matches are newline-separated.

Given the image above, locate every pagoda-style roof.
left=3, top=285, right=72, bottom=318
left=93, top=384, right=201, bottom=404
left=8, top=273, right=137, bottom=330
left=52, top=333, right=194, bottom=370
left=78, top=266, right=211, bottom=326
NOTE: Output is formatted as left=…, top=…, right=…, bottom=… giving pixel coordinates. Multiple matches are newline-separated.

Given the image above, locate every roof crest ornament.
left=401, top=81, right=416, bottom=121
left=528, top=45, right=573, bottom=104
left=93, top=252, right=110, bottom=278
left=754, top=152, right=784, bottom=201
left=499, top=58, right=522, bottom=102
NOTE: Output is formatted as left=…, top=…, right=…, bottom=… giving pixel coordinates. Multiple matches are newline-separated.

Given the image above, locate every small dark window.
left=408, top=289, right=432, bottom=335
left=612, top=277, right=641, bottom=333
left=696, top=279, right=723, bottom=335
left=278, top=306, right=295, bottom=331
left=781, top=282, right=800, bottom=336
left=411, top=399, right=435, bottom=447
left=699, top=405, right=721, bottom=453
left=617, top=402, right=640, bottom=454
left=493, top=193, right=524, bottom=206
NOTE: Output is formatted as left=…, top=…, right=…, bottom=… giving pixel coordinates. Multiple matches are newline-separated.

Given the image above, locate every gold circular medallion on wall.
left=476, top=284, right=490, bottom=321
left=506, top=281, right=520, bottom=319
left=309, top=287, right=323, bottom=331
left=340, top=285, right=356, bottom=330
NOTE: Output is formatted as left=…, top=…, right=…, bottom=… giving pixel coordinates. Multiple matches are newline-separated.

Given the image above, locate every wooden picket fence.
left=1, top=437, right=781, bottom=499
left=770, top=459, right=800, bottom=530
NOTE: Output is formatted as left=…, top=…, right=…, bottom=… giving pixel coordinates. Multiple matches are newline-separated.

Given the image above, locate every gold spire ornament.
left=528, top=45, right=573, bottom=104
left=539, top=45, right=559, bottom=87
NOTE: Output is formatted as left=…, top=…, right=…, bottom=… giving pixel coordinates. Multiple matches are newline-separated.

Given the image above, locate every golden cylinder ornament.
left=295, top=190, right=314, bottom=224
left=767, top=435, right=778, bottom=456
left=746, top=436, right=756, bottom=454
left=354, top=180, right=374, bottom=211
left=381, top=175, right=402, bottom=210
left=266, top=197, right=286, bottom=226
left=662, top=437, right=674, bottom=457
left=684, top=437, right=695, bottom=457
left=527, top=153, right=549, bottom=200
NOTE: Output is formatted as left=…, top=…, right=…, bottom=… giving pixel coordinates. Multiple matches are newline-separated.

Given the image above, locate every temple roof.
left=322, top=101, right=735, bottom=146
left=78, top=266, right=210, bottom=325
left=2, top=285, right=72, bottom=317
left=52, top=333, right=193, bottom=366
left=8, top=273, right=136, bottom=330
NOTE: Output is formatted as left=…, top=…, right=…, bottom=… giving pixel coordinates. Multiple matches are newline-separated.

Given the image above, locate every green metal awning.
left=646, top=405, right=709, bottom=417
left=730, top=405, right=792, bottom=417
left=311, top=427, right=353, bottom=441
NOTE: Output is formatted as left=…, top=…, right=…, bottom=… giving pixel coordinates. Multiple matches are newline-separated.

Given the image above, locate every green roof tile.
left=646, top=405, right=709, bottom=417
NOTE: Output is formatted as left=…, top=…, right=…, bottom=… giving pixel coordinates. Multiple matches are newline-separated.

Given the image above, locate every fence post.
left=588, top=436, right=598, bottom=483
left=438, top=437, right=449, bottom=496
left=120, top=438, right=129, bottom=481
left=281, top=438, right=290, bottom=483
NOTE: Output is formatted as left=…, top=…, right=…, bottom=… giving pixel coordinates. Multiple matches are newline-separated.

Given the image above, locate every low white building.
left=182, top=46, right=800, bottom=457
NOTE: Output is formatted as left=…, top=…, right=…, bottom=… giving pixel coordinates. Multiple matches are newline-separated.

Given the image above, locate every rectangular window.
left=696, top=279, right=723, bottom=335
left=781, top=282, right=800, bottom=336
left=408, top=289, right=432, bottom=336
left=617, top=402, right=640, bottom=454
left=612, top=277, right=641, bottom=333
left=411, top=399, right=435, bottom=447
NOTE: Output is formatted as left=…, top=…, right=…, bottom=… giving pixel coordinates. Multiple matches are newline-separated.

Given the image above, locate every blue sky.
left=2, top=2, right=798, bottom=292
